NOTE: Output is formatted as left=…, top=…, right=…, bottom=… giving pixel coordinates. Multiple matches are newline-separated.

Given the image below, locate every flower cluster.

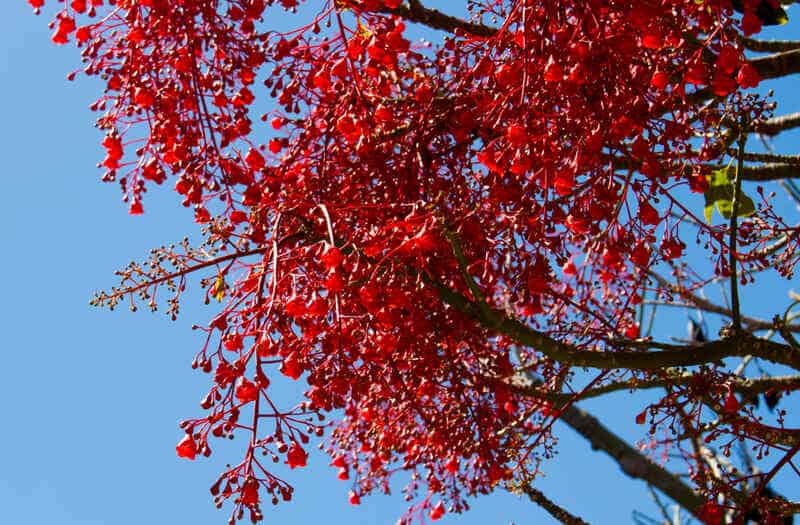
left=34, top=0, right=800, bottom=523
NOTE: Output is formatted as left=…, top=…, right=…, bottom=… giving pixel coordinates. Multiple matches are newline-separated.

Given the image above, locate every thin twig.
left=729, top=125, right=747, bottom=330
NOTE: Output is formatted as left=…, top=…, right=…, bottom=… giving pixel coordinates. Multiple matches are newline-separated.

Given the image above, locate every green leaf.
left=703, top=167, right=757, bottom=223
left=716, top=193, right=756, bottom=219
left=704, top=202, right=715, bottom=224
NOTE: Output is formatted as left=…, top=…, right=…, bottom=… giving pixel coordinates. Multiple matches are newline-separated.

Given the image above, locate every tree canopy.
left=30, top=0, right=800, bottom=523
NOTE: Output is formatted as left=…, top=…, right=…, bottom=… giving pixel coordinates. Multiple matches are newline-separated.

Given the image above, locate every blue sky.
left=1, top=2, right=798, bottom=524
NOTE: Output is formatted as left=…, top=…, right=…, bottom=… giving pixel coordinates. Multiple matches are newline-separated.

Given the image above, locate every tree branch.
left=425, top=272, right=800, bottom=370
left=729, top=128, right=747, bottom=330
left=743, top=38, right=800, bottom=53
left=689, top=49, right=800, bottom=105
left=509, top=360, right=707, bottom=521
left=645, top=270, right=800, bottom=333
left=513, top=374, right=800, bottom=405
left=559, top=404, right=705, bottom=517
left=751, top=48, right=800, bottom=80
left=380, top=0, right=497, bottom=37
left=523, top=486, right=590, bottom=525
left=739, top=163, right=800, bottom=181
left=739, top=152, right=800, bottom=165
left=754, top=112, right=800, bottom=136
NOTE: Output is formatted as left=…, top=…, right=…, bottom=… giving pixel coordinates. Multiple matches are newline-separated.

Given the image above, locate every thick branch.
left=740, top=163, right=800, bottom=181
left=754, top=112, right=800, bottom=136
left=381, top=0, right=497, bottom=37
left=523, top=486, right=590, bottom=525
left=743, top=38, right=800, bottom=53
left=610, top=153, right=800, bottom=182
left=427, top=274, right=800, bottom=370
left=513, top=374, right=800, bottom=404
left=751, top=48, right=800, bottom=80
left=740, top=152, right=800, bottom=165
left=559, top=404, right=705, bottom=517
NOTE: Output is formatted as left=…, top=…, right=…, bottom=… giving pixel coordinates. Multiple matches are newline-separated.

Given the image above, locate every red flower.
left=711, top=71, right=736, bottom=97
left=280, top=352, right=303, bottom=380
left=554, top=170, right=575, bottom=196
left=737, top=62, right=761, bottom=89
left=194, top=207, right=211, bottom=224
left=245, top=147, right=265, bottom=171
left=684, top=63, right=707, bottom=86
left=286, top=442, right=307, bottom=469
left=650, top=70, right=669, bottom=90
left=324, top=271, right=345, bottom=293
left=723, top=389, right=740, bottom=414
left=715, top=45, right=740, bottom=74
left=320, top=245, right=344, bottom=271
left=630, top=242, right=650, bottom=267
left=638, top=201, right=660, bottom=226
left=565, top=214, right=592, bottom=234
left=240, top=480, right=259, bottom=505
left=624, top=323, right=640, bottom=339
left=133, top=87, right=154, bottom=108
left=129, top=201, right=144, bottom=215
left=176, top=435, right=197, bottom=460
left=235, top=377, right=259, bottom=404
left=506, top=124, right=527, bottom=146
left=75, top=26, right=91, bottom=44
left=543, top=56, right=563, bottom=82
left=51, top=16, right=76, bottom=45
left=230, top=210, right=248, bottom=224
left=348, top=491, right=361, bottom=505
left=661, top=238, right=684, bottom=260
left=429, top=501, right=446, bottom=521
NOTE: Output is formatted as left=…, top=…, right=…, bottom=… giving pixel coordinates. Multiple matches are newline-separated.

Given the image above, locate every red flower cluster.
left=34, top=0, right=800, bottom=523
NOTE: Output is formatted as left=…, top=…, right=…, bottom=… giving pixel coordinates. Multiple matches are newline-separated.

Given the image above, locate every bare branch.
left=740, top=152, right=800, bottom=165
left=754, top=112, right=800, bottom=136
left=750, top=48, right=800, bottom=81
left=737, top=163, right=800, bottom=181
left=743, top=38, right=800, bottom=53
left=728, top=127, right=747, bottom=330
left=559, top=404, right=705, bottom=517
left=523, top=486, right=591, bottom=525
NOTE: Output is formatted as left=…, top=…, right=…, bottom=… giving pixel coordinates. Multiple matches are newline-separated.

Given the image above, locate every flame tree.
left=30, top=0, right=800, bottom=523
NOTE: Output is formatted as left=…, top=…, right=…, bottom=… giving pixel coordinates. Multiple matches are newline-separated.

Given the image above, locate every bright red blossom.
left=176, top=435, right=197, bottom=460
left=41, top=0, right=800, bottom=522
left=235, top=378, right=259, bottom=404
left=286, top=443, right=307, bottom=469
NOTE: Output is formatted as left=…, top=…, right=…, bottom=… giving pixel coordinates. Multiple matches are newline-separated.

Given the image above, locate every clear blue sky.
left=1, top=3, right=797, bottom=524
